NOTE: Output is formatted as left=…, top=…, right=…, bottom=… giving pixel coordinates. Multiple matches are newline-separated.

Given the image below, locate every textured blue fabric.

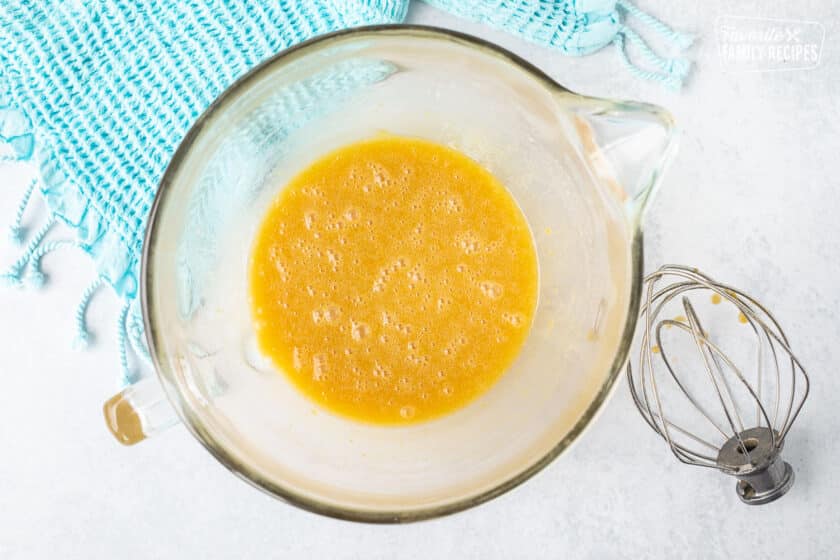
left=423, top=0, right=693, bottom=86
left=0, top=0, right=690, bottom=385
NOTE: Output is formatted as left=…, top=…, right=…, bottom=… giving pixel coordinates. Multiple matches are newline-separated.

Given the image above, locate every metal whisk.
left=626, top=265, right=809, bottom=504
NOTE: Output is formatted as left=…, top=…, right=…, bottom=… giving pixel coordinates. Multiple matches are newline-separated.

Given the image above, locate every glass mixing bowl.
left=104, top=25, right=676, bottom=522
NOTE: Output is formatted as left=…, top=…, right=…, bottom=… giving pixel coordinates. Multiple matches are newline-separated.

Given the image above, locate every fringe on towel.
left=614, top=0, right=696, bottom=91
left=0, top=104, right=149, bottom=388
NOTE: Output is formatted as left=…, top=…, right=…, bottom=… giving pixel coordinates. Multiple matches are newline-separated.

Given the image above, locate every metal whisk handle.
left=716, top=427, right=794, bottom=505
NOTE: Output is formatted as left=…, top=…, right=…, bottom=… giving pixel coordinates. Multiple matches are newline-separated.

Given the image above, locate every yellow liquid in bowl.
left=250, top=136, right=538, bottom=424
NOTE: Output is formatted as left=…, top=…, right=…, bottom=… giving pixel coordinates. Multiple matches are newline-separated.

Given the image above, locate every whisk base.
left=736, top=461, right=794, bottom=505
left=716, top=427, right=795, bottom=505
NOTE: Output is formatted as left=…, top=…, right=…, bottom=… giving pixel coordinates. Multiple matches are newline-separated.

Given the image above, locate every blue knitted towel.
left=0, top=1, right=691, bottom=386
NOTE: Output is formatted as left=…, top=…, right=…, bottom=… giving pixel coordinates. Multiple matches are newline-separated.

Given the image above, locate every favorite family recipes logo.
left=716, top=16, right=825, bottom=72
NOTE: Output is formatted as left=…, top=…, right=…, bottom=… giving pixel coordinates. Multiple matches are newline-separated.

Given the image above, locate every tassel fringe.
left=615, top=0, right=695, bottom=90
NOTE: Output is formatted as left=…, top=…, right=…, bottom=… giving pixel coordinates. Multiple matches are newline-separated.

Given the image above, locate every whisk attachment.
left=627, top=265, right=809, bottom=505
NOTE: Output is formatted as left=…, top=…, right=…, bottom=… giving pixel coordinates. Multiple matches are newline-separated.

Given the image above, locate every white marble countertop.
left=1, top=2, right=838, bottom=558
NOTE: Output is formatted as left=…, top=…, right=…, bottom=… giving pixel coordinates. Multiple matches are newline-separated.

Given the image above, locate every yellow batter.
left=249, top=136, right=538, bottom=424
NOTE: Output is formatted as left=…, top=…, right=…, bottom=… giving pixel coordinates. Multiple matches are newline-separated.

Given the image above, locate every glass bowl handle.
left=103, top=377, right=179, bottom=445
